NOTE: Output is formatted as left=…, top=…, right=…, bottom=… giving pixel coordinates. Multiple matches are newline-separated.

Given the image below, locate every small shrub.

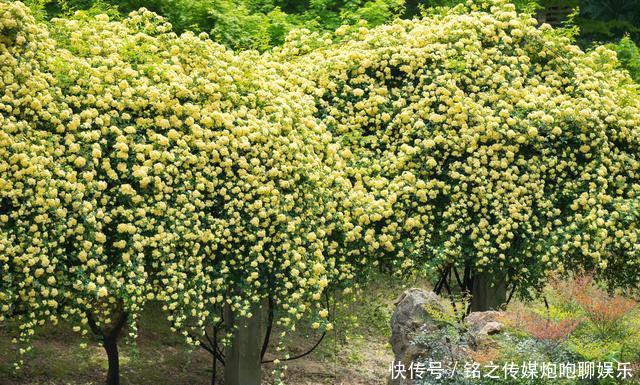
left=571, top=274, right=637, bottom=339
left=519, top=313, right=581, bottom=349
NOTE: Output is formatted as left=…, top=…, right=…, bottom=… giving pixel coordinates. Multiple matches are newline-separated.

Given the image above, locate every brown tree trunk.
left=87, top=310, right=127, bottom=385
left=104, top=333, right=120, bottom=385
left=469, top=272, right=507, bottom=312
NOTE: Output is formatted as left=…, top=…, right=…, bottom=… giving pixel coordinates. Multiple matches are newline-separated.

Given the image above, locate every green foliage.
left=340, top=0, right=404, bottom=26
left=424, top=293, right=470, bottom=326
left=532, top=276, right=640, bottom=368
left=20, top=0, right=640, bottom=51
left=406, top=0, right=542, bottom=17
left=578, top=0, right=640, bottom=41
left=609, top=36, right=640, bottom=82
left=23, top=0, right=120, bottom=20
left=23, top=0, right=404, bottom=50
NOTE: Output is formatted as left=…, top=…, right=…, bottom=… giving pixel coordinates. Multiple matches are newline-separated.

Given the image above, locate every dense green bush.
left=24, top=0, right=405, bottom=50
left=24, top=0, right=640, bottom=51
left=610, top=36, right=640, bottom=82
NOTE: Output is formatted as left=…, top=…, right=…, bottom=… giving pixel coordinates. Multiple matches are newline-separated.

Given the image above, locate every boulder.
left=464, top=310, right=504, bottom=347
left=390, top=288, right=443, bottom=361
left=388, top=289, right=506, bottom=384
left=389, top=289, right=444, bottom=385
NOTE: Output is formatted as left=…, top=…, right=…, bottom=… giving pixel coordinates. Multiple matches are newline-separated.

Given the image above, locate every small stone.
left=465, top=311, right=503, bottom=333
left=479, top=321, right=503, bottom=336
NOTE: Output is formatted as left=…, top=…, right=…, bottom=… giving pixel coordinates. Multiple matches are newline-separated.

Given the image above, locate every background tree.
left=610, top=35, right=640, bottom=82
left=22, top=0, right=405, bottom=50
left=20, top=0, right=640, bottom=86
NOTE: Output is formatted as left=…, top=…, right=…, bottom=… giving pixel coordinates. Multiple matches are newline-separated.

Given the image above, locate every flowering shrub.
left=1, top=0, right=77, bottom=365
left=279, top=0, right=640, bottom=297
left=1, top=2, right=350, bottom=382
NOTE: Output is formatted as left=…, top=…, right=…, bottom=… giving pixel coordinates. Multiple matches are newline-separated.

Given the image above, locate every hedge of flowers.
left=1, top=0, right=639, bottom=383
left=0, top=0, right=350, bottom=370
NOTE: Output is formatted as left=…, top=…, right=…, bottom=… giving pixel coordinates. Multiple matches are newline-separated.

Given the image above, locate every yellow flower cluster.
left=278, top=0, right=640, bottom=291
left=1, top=1, right=71, bottom=361
left=1, top=1, right=344, bottom=354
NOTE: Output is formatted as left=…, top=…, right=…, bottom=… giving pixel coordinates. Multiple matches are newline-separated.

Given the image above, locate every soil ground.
left=0, top=275, right=422, bottom=385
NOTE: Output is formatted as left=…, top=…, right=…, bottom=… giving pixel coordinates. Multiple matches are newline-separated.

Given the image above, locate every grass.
left=0, top=304, right=211, bottom=385
left=0, top=273, right=426, bottom=385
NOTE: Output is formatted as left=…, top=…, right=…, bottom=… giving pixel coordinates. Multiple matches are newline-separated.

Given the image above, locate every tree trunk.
left=104, top=333, right=120, bottom=385
left=469, top=272, right=507, bottom=312
left=88, top=310, right=127, bottom=385
left=211, top=352, right=217, bottom=385
left=224, top=301, right=262, bottom=385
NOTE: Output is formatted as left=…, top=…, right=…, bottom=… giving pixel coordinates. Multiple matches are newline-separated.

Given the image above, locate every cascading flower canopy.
left=2, top=1, right=639, bottom=384
left=0, top=1, right=353, bottom=373
left=277, top=0, right=640, bottom=300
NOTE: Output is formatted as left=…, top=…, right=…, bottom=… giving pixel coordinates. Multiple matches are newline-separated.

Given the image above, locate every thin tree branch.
left=452, top=266, right=464, bottom=292
left=506, top=282, right=517, bottom=305
left=107, top=310, right=128, bottom=339
left=86, top=311, right=104, bottom=338
left=440, top=269, right=460, bottom=316
left=199, top=341, right=215, bottom=355
left=183, top=325, right=225, bottom=365
left=261, top=331, right=327, bottom=364
left=463, top=264, right=472, bottom=292
left=434, top=267, right=448, bottom=294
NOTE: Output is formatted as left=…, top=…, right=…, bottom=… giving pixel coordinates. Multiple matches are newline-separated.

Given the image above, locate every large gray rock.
left=389, top=289, right=448, bottom=385
left=390, top=288, right=443, bottom=361
left=389, top=289, right=505, bottom=385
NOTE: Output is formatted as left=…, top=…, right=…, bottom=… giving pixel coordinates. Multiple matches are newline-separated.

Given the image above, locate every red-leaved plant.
left=520, top=313, right=582, bottom=345
left=569, top=274, right=637, bottom=338
left=505, top=306, right=581, bottom=351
